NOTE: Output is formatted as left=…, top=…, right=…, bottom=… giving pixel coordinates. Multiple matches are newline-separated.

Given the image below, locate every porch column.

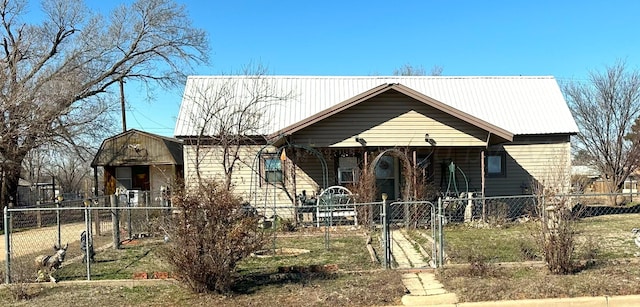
left=481, top=149, right=486, bottom=222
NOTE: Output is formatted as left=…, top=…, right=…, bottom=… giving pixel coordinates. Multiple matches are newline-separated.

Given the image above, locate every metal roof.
left=174, top=76, right=579, bottom=137
left=91, top=129, right=183, bottom=167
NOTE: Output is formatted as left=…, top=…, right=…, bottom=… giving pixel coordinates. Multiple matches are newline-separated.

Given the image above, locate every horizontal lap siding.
left=183, top=145, right=325, bottom=217
left=291, top=92, right=488, bottom=148
left=183, top=145, right=262, bottom=195
left=485, top=137, right=571, bottom=196
left=295, top=157, right=335, bottom=196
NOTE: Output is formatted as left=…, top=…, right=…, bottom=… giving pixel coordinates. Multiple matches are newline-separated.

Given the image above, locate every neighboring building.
left=91, top=129, right=183, bottom=205
left=16, top=178, right=57, bottom=206
left=572, top=165, right=640, bottom=195
left=174, top=76, right=579, bottom=212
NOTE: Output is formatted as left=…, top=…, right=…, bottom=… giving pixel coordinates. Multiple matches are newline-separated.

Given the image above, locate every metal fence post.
left=381, top=193, right=390, bottom=269
left=431, top=203, right=437, bottom=267
left=437, top=197, right=444, bottom=267
left=94, top=198, right=101, bottom=236
left=111, top=194, right=120, bottom=249
left=145, top=191, right=150, bottom=224
left=323, top=194, right=330, bottom=250
left=127, top=193, right=132, bottom=240
left=83, top=200, right=91, bottom=280
left=4, top=206, right=10, bottom=284
left=56, top=196, right=62, bottom=248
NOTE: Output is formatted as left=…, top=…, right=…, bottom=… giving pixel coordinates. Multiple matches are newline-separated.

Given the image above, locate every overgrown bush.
left=536, top=194, right=578, bottom=274
left=161, top=180, right=267, bottom=293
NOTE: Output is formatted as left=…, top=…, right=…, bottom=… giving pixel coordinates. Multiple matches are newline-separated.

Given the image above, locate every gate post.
left=83, top=200, right=92, bottom=280
left=381, top=193, right=391, bottom=269
left=437, top=197, right=444, bottom=267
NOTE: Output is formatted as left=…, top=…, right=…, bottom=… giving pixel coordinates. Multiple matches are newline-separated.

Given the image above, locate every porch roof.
left=175, top=76, right=579, bottom=138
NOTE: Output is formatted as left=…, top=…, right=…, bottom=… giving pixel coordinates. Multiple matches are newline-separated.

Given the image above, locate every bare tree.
left=182, top=64, right=292, bottom=191
left=50, top=149, right=93, bottom=196
left=0, top=0, right=208, bottom=209
left=164, top=65, right=288, bottom=293
left=393, top=63, right=443, bottom=76
left=565, top=61, right=640, bottom=197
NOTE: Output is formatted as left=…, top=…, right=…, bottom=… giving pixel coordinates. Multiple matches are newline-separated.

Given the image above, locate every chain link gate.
left=380, top=198, right=443, bottom=269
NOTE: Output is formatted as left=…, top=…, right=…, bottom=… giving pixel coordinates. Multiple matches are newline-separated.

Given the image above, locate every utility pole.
left=119, top=78, right=126, bottom=132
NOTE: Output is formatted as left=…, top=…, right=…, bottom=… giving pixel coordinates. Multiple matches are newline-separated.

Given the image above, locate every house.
left=174, top=76, right=579, bottom=215
left=91, top=129, right=183, bottom=205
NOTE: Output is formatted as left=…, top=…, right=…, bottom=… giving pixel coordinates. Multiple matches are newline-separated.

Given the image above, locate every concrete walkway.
left=390, top=229, right=640, bottom=307
left=391, top=229, right=458, bottom=306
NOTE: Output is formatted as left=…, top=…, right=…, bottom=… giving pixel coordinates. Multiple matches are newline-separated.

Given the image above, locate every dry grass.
left=438, top=259, right=640, bottom=302
left=0, top=270, right=405, bottom=307
left=435, top=212, right=640, bottom=302
left=0, top=229, right=405, bottom=306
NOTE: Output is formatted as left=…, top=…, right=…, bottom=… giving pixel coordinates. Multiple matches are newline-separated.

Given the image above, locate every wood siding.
left=291, top=91, right=489, bottom=148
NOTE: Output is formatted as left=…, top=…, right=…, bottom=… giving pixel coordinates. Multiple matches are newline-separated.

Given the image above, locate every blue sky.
left=85, top=1, right=640, bottom=136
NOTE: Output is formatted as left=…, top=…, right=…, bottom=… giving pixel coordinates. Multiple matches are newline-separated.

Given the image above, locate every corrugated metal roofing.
left=174, top=76, right=579, bottom=137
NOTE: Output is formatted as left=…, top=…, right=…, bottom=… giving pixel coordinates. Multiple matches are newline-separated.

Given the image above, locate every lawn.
left=0, top=229, right=406, bottom=307
left=432, top=213, right=640, bottom=302
left=3, top=212, right=640, bottom=305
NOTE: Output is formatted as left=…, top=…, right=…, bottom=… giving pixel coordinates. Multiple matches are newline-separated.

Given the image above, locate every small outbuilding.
left=91, top=129, right=183, bottom=204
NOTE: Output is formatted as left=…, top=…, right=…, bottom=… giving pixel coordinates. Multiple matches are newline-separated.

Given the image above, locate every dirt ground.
left=0, top=222, right=113, bottom=262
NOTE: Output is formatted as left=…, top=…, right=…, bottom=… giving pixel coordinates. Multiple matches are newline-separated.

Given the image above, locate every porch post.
left=481, top=150, right=486, bottom=222
left=93, top=167, right=99, bottom=197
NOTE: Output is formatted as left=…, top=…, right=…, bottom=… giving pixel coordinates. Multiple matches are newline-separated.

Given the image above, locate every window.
left=338, top=156, right=359, bottom=185
left=338, top=168, right=357, bottom=184
left=485, top=152, right=506, bottom=177
left=115, top=167, right=132, bottom=190
left=263, top=155, right=283, bottom=184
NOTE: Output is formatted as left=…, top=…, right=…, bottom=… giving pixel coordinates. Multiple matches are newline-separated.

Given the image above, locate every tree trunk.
left=2, top=164, right=21, bottom=209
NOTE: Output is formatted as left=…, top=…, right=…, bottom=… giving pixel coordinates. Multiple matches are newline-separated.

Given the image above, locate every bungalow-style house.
left=174, top=76, right=579, bottom=214
left=91, top=129, right=183, bottom=205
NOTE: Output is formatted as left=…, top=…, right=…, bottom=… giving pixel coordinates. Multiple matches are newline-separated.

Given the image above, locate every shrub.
left=537, top=197, right=578, bottom=274
left=161, top=180, right=267, bottom=293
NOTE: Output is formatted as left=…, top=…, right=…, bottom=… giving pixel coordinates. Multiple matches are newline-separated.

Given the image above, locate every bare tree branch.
left=0, top=0, right=209, bottom=208
left=565, top=60, right=640, bottom=196
left=182, top=64, right=293, bottom=192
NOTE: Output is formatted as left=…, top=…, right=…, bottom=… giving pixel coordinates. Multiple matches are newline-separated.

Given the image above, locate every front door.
left=375, top=155, right=398, bottom=200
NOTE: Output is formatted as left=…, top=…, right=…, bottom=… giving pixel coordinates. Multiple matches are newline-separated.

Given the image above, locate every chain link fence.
left=437, top=193, right=640, bottom=265
left=2, top=194, right=173, bottom=284
left=5, top=191, right=638, bottom=283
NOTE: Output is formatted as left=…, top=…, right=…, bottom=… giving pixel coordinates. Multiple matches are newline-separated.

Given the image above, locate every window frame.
left=261, top=153, right=284, bottom=185
left=485, top=151, right=506, bottom=178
